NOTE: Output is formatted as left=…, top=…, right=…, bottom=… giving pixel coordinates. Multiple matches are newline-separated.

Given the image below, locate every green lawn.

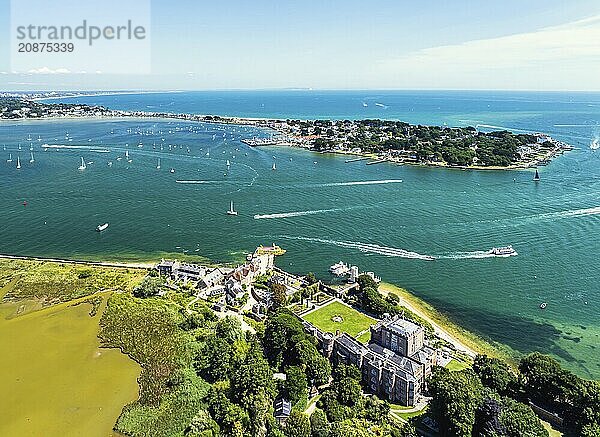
left=303, top=301, right=376, bottom=338
left=446, top=358, right=471, bottom=371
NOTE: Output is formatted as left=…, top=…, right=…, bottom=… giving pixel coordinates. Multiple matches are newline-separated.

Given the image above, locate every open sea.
left=1, top=90, right=599, bottom=378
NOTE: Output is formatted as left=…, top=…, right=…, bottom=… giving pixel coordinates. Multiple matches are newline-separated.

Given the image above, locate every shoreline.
left=1, top=99, right=573, bottom=171
left=1, top=252, right=502, bottom=366
left=378, top=282, right=515, bottom=365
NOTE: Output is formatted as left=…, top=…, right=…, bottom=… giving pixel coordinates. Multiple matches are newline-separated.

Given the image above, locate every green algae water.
left=0, top=295, right=141, bottom=436
left=2, top=91, right=600, bottom=378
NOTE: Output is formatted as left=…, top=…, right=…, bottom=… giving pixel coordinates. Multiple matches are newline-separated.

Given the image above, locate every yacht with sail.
left=226, top=200, right=238, bottom=216
left=7, top=153, right=12, bottom=163
left=157, top=158, right=161, bottom=170
left=29, top=151, right=35, bottom=163
left=78, top=157, right=87, bottom=171
left=533, top=169, right=540, bottom=181
left=272, top=162, right=277, bottom=171
left=16, top=156, right=21, bottom=169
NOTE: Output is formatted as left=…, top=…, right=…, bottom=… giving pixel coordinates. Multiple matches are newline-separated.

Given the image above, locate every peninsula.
left=1, top=95, right=572, bottom=170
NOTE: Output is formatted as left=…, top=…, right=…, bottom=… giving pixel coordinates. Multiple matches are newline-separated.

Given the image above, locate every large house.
left=302, top=314, right=437, bottom=406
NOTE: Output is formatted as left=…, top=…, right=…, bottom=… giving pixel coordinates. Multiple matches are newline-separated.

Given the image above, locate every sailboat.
left=157, top=158, right=161, bottom=170
left=226, top=159, right=230, bottom=167
left=272, top=162, right=277, bottom=171
left=533, top=169, right=540, bottom=181
left=226, top=200, right=238, bottom=216
left=16, top=156, right=21, bottom=169
left=30, top=151, right=35, bottom=163
left=78, top=157, right=87, bottom=171
left=7, top=153, right=12, bottom=163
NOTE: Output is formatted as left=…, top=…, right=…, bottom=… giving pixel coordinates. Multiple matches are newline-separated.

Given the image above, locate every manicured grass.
left=446, top=358, right=471, bottom=372
left=356, top=330, right=371, bottom=344
left=303, top=301, right=376, bottom=338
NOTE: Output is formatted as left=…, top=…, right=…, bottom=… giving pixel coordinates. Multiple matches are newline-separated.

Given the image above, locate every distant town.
left=1, top=95, right=572, bottom=170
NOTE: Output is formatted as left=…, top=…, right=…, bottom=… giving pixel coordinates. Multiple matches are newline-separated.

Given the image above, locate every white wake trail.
left=320, top=179, right=403, bottom=187
left=253, top=209, right=339, bottom=220
left=284, top=236, right=435, bottom=261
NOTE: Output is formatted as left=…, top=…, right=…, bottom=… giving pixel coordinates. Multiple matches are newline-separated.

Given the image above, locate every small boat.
left=533, top=169, right=540, bottom=181
left=488, top=245, right=517, bottom=257
left=226, top=159, right=230, bottom=167
left=362, top=102, right=368, bottom=107
left=590, top=138, right=599, bottom=150
left=108, top=161, right=113, bottom=167
left=96, top=223, right=109, bottom=232
left=226, top=200, right=238, bottom=216
left=540, top=302, right=547, bottom=310
left=157, top=158, right=161, bottom=170
left=16, top=156, right=21, bottom=169
left=7, top=153, right=12, bottom=163
left=272, top=162, right=277, bottom=171
left=78, top=157, right=87, bottom=171
left=170, top=168, right=175, bottom=174
left=29, top=152, right=35, bottom=163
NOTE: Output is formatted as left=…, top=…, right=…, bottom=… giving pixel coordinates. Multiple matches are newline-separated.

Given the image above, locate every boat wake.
left=319, top=179, right=403, bottom=187
left=176, top=180, right=214, bottom=184
left=536, top=206, right=600, bottom=220
left=437, top=251, right=498, bottom=260
left=279, top=236, right=435, bottom=261
left=254, top=209, right=339, bottom=220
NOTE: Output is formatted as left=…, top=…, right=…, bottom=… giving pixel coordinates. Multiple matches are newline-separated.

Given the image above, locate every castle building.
left=302, top=314, right=437, bottom=406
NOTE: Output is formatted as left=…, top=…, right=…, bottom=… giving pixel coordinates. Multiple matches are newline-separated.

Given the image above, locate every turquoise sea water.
left=2, top=91, right=600, bottom=378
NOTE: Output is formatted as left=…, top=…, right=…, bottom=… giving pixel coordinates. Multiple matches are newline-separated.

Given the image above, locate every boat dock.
left=344, top=157, right=369, bottom=163
left=366, top=159, right=388, bottom=165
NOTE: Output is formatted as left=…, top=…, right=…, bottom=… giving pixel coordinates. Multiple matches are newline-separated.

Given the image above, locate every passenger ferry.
left=488, top=245, right=517, bottom=257
left=255, top=244, right=286, bottom=256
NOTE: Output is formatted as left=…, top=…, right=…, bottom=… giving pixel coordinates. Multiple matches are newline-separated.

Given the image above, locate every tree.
left=473, top=355, right=520, bottom=398
left=310, top=408, right=329, bottom=437
left=428, top=368, right=484, bottom=437
left=215, top=316, right=244, bottom=344
left=185, top=410, right=220, bottom=436
left=272, top=283, right=288, bottom=306
left=472, top=397, right=506, bottom=437
left=363, top=395, right=390, bottom=424
left=357, top=274, right=378, bottom=292
left=499, top=397, right=549, bottom=437
left=194, top=336, right=234, bottom=382
left=284, top=365, right=308, bottom=405
left=133, top=276, right=163, bottom=298
left=305, top=272, right=318, bottom=285
left=284, top=411, right=312, bottom=437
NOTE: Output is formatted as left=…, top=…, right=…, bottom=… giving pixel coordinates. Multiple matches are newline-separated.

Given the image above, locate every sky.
left=1, top=0, right=600, bottom=91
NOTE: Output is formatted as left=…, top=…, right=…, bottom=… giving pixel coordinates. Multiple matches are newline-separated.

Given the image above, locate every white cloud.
left=27, top=67, right=72, bottom=74
left=377, top=15, right=600, bottom=90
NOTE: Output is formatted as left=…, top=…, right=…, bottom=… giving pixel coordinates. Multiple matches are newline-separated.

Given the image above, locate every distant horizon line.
left=8, top=88, right=600, bottom=94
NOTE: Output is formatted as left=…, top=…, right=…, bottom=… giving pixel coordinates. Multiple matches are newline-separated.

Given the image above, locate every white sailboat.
left=7, top=153, right=12, bottom=163
left=272, top=162, right=277, bottom=171
left=226, top=200, right=238, bottom=216
left=226, top=159, right=230, bottom=167
left=78, top=157, right=87, bottom=171
left=16, top=156, right=21, bottom=169
left=30, top=151, right=35, bottom=163
left=157, top=158, right=161, bottom=170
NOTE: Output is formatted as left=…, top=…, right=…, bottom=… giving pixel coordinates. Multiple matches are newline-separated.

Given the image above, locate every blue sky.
left=1, top=0, right=600, bottom=90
